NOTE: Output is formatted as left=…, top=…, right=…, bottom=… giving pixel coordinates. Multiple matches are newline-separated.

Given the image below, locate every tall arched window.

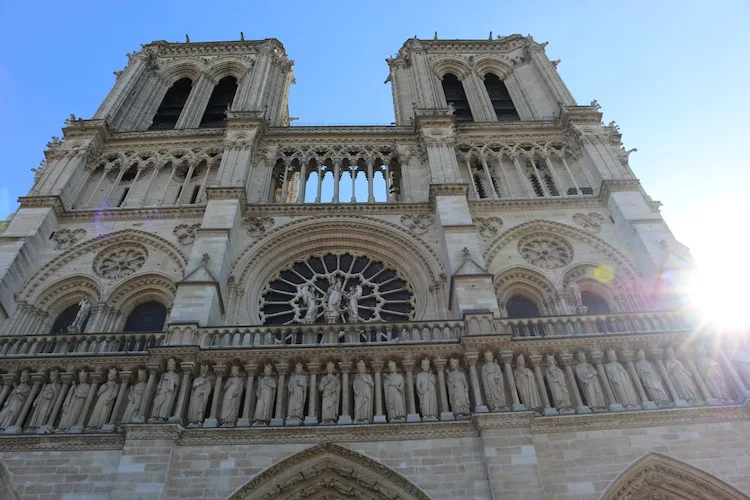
left=581, top=291, right=611, bottom=314
left=149, top=78, right=193, bottom=130
left=506, top=296, right=540, bottom=318
left=483, top=73, right=519, bottom=121
left=123, top=302, right=168, bottom=332
left=199, top=76, right=238, bottom=128
left=441, top=73, right=473, bottom=122
left=50, top=304, right=89, bottom=334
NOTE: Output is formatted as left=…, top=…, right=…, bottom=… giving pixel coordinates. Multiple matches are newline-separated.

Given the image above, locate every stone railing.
left=500, top=311, right=691, bottom=338
left=0, top=332, right=165, bottom=357
left=201, top=320, right=464, bottom=348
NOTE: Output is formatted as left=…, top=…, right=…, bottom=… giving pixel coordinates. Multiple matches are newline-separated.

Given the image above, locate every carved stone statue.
left=67, top=297, right=91, bottom=333
left=416, top=358, right=438, bottom=420
left=253, top=364, right=276, bottom=425
left=300, top=284, right=318, bottom=324
left=696, top=347, right=732, bottom=402
left=481, top=351, right=506, bottom=412
left=566, top=282, right=583, bottom=313
left=324, top=278, right=344, bottom=323
left=286, top=363, right=307, bottom=425
left=122, top=369, right=147, bottom=424
left=733, top=343, right=750, bottom=387
left=446, top=358, right=471, bottom=416
left=514, top=355, right=541, bottom=410
left=575, top=351, right=606, bottom=410
left=635, top=350, right=671, bottom=406
left=28, top=369, right=61, bottom=429
left=318, top=361, right=340, bottom=424
left=383, top=360, right=406, bottom=422
left=187, top=364, right=212, bottom=426
left=149, top=359, right=180, bottom=421
left=353, top=360, right=374, bottom=423
left=347, top=284, right=363, bottom=322
left=87, top=369, right=119, bottom=430
left=57, top=370, right=90, bottom=431
left=220, top=365, right=244, bottom=427
left=665, top=347, right=702, bottom=403
left=545, top=355, right=572, bottom=411
left=604, top=349, right=640, bottom=408
left=0, top=371, right=32, bottom=429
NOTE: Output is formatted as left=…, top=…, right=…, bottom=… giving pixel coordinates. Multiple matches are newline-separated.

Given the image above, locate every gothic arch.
left=34, top=275, right=102, bottom=315
left=561, top=262, right=630, bottom=311
left=204, top=56, right=253, bottom=81
left=231, top=216, right=446, bottom=323
left=105, top=273, right=176, bottom=321
left=227, top=442, right=431, bottom=500
left=475, top=57, right=515, bottom=79
left=158, top=59, right=204, bottom=84
left=432, top=57, right=471, bottom=80
left=601, top=453, right=748, bottom=500
left=494, top=266, right=556, bottom=314
left=484, top=220, right=641, bottom=285
left=18, top=229, right=187, bottom=301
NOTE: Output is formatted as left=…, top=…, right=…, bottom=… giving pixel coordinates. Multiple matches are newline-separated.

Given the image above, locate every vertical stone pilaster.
left=337, top=361, right=353, bottom=425
left=371, top=360, right=386, bottom=424
left=465, top=352, right=488, bottom=413
left=433, top=358, right=454, bottom=421
left=112, top=424, right=181, bottom=499
left=203, top=364, right=225, bottom=428
left=304, top=361, right=320, bottom=426
left=402, top=358, right=420, bottom=422
left=237, top=362, right=258, bottom=427
left=271, top=362, right=288, bottom=426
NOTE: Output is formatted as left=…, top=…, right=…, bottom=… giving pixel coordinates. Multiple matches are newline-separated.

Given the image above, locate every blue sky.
left=1, top=0, right=748, bottom=273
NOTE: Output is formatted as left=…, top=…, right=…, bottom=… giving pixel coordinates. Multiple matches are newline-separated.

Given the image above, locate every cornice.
left=266, top=126, right=414, bottom=136
left=469, top=196, right=602, bottom=212
left=60, top=205, right=205, bottom=222
left=0, top=434, right=124, bottom=452
left=109, top=128, right=225, bottom=143
left=123, top=423, right=183, bottom=441
left=17, top=196, right=63, bottom=210
left=61, top=119, right=109, bottom=141
left=205, top=186, right=246, bottom=201
left=599, top=179, right=642, bottom=201
left=243, top=202, right=432, bottom=217
left=144, top=38, right=285, bottom=58
left=429, top=184, right=469, bottom=203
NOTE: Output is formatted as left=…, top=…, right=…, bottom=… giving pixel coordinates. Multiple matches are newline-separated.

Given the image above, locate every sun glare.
left=686, top=265, right=750, bottom=329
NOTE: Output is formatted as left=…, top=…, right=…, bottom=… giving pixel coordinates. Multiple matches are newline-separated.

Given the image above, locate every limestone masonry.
left=0, top=34, right=747, bottom=499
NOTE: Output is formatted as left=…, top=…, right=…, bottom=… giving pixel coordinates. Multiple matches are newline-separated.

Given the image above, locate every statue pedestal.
left=608, top=403, right=625, bottom=412
left=642, top=401, right=658, bottom=410
left=576, top=405, right=592, bottom=414
left=167, top=416, right=184, bottom=425
left=559, top=408, right=576, bottom=415
left=473, top=404, right=489, bottom=413
left=68, top=424, right=84, bottom=434
left=511, top=403, right=526, bottom=411
left=270, top=418, right=284, bottom=427
left=706, top=398, right=722, bottom=406
left=674, top=398, right=690, bottom=408
left=202, top=418, right=218, bottom=428
left=542, top=407, right=559, bottom=416
left=285, top=417, right=302, bottom=426
left=4, top=425, right=21, bottom=434
left=101, top=423, right=117, bottom=433
left=439, top=412, right=455, bottom=421
left=303, top=416, right=318, bottom=426
left=336, top=415, right=352, bottom=425
left=130, top=416, right=146, bottom=424
left=406, top=413, right=421, bottom=423
left=36, top=425, right=53, bottom=435
left=373, top=415, right=387, bottom=424
left=236, top=418, right=251, bottom=427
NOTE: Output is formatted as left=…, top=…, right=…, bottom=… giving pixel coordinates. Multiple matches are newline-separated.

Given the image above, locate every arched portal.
left=228, top=442, right=431, bottom=500
left=601, top=453, right=748, bottom=500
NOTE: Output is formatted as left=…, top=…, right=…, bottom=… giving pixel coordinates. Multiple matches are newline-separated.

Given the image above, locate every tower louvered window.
left=484, top=73, right=519, bottom=121
left=442, top=73, right=473, bottom=122
left=199, top=76, right=238, bottom=128
left=149, top=78, right=193, bottom=130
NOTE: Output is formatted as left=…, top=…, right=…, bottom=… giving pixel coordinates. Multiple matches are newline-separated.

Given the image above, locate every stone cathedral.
left=0, top=33, right=748, bottom=500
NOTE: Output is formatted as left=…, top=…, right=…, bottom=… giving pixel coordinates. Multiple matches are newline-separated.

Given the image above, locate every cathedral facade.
left=0, top=35, right=748, bottom=499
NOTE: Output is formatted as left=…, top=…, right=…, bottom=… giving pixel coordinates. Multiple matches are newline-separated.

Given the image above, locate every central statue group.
left=299, top=278, right=363, bottom=324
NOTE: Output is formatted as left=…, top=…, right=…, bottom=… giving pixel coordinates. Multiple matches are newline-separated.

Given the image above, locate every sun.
left=685, top=264, right=750, bottom=330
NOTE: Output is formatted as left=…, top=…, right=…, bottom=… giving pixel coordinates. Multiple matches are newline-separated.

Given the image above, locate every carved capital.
left=370, top=360, right=384, bottom=373
left=620, top=348, right=635, bottom=363
left=275, top=362, right=289, bottom=376
left=118, top=370, right=132, bottom=384
left=179, top=362, right=196, bottom=376
left=650, top=347, right=665, bottom=360
left=464, top=352, right=479, bottom=366
left=31, top=373, right=46, bottom=385
left=244, top=362, right=259, bottom=376
left=433, top=358, right=447, bottom=371
left=338, top=361, right=353, bottom=373
left=306, top=361, right=321, bottom=375
left=213, top=364, right=227, bottom=377
left=499, top=350, right=515, bottom=364
left=401, top=358, right=416, bottom=371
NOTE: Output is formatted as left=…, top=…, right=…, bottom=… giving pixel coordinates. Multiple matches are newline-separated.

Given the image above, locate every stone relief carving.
left=66, top=297, right=91, bottom=333
left=399, top=214, right=434, bottom=235
left=149, top=359, right=180, bottom=422
left=572, top=212, right=605, bottom=233
left=93, top=244, right=148, bottom=279
left=545, top=355, right=572, bottom=411
left=187, top=364, right=212, bottom=427
left=220, top=365, right=244, bottom=427
left=122, top=369, right=147, bottom=424
left=0, top=371, right=31, bottom=430
left=383, top=361, right=406, bottom=422
left=173, top=223, right=200, bottom=245
left=665, top=347, right=702, bottom=404
left=286, top=363, right=307, bottom=425
left=27, top=369, right=60, bottom=429
left=253, top=364, right=276, bottom=426
left=514, top=354, right=541, bottom=410
left=482, top=351, right=507, bottom=411
left=57, top=370, right=90, bottom=431
left=604, top=349, right=640, bottom=409
left=518, top=234, right=573, bottom=269
left=696, top=347, right=733, bottom=402
left=575, top=351, right=606, bottom=410
left=87, top=369, right=119, bottom=430
left=243, top=216, right=274, bottom=237
left=474, top=217, right=504, bottom=240
left=353, top=360, right=374, bottom=423
left=635, top=350, right=671, bottom=407
left=446, top=358, right=471, bottom=417
left=53, top=228, right=86, bottom=250
left=416, top=358, right=438, bottom=421
left=319, top=362, right=340, bottom=424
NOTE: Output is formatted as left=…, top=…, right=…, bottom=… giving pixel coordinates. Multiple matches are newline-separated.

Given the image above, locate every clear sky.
left=1, top=0, right=748, bottom=282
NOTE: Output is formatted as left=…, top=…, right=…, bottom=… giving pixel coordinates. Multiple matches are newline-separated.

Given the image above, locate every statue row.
left=0, top=343, right=743, bottom=434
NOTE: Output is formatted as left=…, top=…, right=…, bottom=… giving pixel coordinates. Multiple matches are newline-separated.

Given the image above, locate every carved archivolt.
left=228, top=442, right=430, bottom=500
left=93, top=244, right=148, bottom=279
left=105, top=273, right=176, bottom=316
left=35, top=275, right=102, bottom=315
left=494, top=267, right=557, bottom=310
left=601, top=453, right=749, bottom=500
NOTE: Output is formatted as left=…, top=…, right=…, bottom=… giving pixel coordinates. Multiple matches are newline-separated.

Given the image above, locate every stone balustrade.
left=500, top=310, right=691, bottom=338
left=0, top=332, right=747, bottom=436
left=200, top=320, right=465, bottom=348
left=0, top=332, right=165, bottom=357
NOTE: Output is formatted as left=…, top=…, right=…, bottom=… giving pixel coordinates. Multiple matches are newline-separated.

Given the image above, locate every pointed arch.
left=228, top=442, right=431, bottom=500
left=105, top=272, right=176, bottom=321
left=494, top=266, right=556, bottom=315
left=601, top=453, right=748, bottom=500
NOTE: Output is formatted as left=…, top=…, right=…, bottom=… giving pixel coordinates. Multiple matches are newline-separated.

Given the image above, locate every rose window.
left=260, top=253, right=415, bottom=325
left=93, top=244, right=148, bottom=279
left=518, top=234, right=573, bottom=269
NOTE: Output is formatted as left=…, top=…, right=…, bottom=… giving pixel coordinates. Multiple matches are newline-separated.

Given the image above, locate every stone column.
left=433, top=359, right=455, bottom=421
left=684, top=351, right=719, bottom=405
left=651, top=348, right=688, bottom=407
left=622, top=349, right=656, bottom=410
left=134, top=365, right=159, bottom=423
left=465, top=352, right=489, bottom=413
left=271, top=362, right=288, bottom=426
left=500, top=350, right=525, bottom=411
left=169, top=363, right=194, bottom=425
left=337, top=361, right=353, bottom=425
left=402, top=358, right=421, bottom=422
left=560, top=352, right=590, bottom=414
left=5, top=374, right=42, bottom=434
left=39, top=373, right=72, bottom=434
left=332, top=160, right=341, bottom=203
left=304, top=361, right=320, bottom=425
left=237, top=362, right=258, bottom=427
left=592, top=349, right=622, bottom=411
left=70, top=371, right=101, bottom=433
left=371, top=360, right=386, bottom=424
left=529, top=354, right=557, bottom=416
left=204, top=364, right=225, bottom=428
left=102, top=370, right=131, bottom=432
left=0, top=376, right=13, bottom=409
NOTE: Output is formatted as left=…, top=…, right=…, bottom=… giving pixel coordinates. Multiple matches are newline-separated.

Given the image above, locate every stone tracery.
left=518, top=233, right=573, bottom=269
left=93, top=244, right=148, bottom=279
